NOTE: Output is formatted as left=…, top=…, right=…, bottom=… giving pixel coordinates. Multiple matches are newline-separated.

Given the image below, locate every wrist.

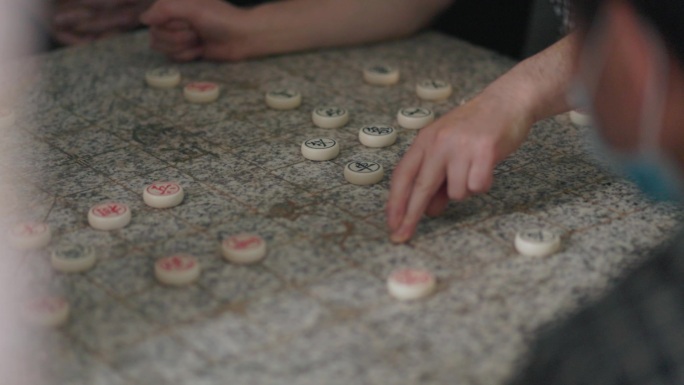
left=477, top=77, right=538, bottom=130
left=235, top=2, right=301, bottom=59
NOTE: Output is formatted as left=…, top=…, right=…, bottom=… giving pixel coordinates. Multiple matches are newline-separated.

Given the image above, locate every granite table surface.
left=5, top=30, right=682, bottom=385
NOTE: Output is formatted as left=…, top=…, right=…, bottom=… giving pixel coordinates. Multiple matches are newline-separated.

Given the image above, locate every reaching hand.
left=386, top=91, right=535, bottom=243
left=140, top=0, right=252, bottom=62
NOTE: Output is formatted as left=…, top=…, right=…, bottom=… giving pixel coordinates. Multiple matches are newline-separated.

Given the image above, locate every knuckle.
left=413, top=177, right=434, bottom=196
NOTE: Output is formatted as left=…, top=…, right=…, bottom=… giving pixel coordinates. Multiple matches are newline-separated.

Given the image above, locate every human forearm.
left=244, top=0, right=454, bottom=57
left=476, top=33, right=579, bottom=127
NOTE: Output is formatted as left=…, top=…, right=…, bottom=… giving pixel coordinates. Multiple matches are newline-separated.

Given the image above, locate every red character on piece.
left=159, top=256, right=195, bottom=271
left=226, top=235, right=262, bottom=250
left=393, top=269, right=432, bottom=285
left=148, top=183, right=180, bottom=196
left=93, top=203, right=127, bottom=217
left=14, top=222, right=46, bottom=236
left=29, top=297, right=65, bottom=313
left=188, top=82, right=216, bottom=92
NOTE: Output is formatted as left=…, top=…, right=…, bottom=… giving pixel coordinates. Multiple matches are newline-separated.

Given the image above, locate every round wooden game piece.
left=50, top=244, right=97, bottom=273
left=387, top=267, right=436, bottom=301
left=363, top=65, right=400, bottom=86
left=514, top=228, right=561, bottom=257
left=154, top=255, right=201, bottom=286
left=24, top=296, right=70, bottom=327
left=416, top=79, right=453, bottom=101
left=344, top=161, right=384, bottom=186
left=359, top=125, right=397, bottom=148
left=0, top=107, right=16, bottom=130
left=8, top=221, right=51, bottom=250
left=221, top=233, right=267, bottom=264
left=88, top=202, right=131, bottom=231
left=143, top=181, right=184, bottom=209
left=312, top=106, right=349, bottom=129
left=145, top=67, right=181, bottom=89
left=265, top=89, right=302, bottom=110
left=301, top=138, right=340, bottom=161
left=183, top=82, right=220, bottom=104
left=397, top=107, right=434, bottom=129
left=569, top=109, right=592, bottom=126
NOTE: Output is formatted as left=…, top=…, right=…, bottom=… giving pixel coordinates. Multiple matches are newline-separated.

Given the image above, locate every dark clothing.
left=510, top=229, right=684, bottom=384
left=433, top=0, right=534, bottom=58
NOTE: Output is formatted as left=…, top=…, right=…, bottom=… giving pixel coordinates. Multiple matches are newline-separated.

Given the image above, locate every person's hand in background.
left=51, top=0, right=155, bottom=45
left=140, top=0, right=250, bottom=62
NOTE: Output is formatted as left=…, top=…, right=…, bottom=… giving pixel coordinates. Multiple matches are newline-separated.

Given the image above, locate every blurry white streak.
left=0, top=0, right=49, bottom=385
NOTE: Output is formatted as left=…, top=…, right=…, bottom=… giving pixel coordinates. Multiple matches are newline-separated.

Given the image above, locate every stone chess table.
left=6, top=30, right=682, bottom=385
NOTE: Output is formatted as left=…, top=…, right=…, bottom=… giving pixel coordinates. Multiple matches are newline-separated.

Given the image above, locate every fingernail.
left=390, top=233, right=404, bottom=244
left=390, top=228, right=409, bottom=244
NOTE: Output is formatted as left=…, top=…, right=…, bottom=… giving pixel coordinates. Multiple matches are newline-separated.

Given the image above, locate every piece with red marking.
left=143, top=181, right=184, bottom=209
left=387, top=267, right=436, bottom=301
left=183, top=82, right=220, bottom=104
left=221, top=233, right=267, bottom=264
left=8, top=221, right=52, bottom=250
left=50, top=244, right=96, bottom=273
left=154, top=254, right=201, bottom=286
left=24, top=296, right=70, bottom=327
left=0, top=107, right=15, bottom=130
left=87, top=202, right=131, bottom=230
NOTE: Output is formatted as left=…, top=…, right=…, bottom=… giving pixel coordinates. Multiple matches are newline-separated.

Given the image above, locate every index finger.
left=390, top=153, right=447, bottom=243
left=386, top=145, right=424, bottom=233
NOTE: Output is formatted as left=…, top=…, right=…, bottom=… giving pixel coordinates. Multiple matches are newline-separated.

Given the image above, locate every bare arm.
left=141, top=0, right=454, bottom=61
left=245, top=0, right=455, bottom=57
